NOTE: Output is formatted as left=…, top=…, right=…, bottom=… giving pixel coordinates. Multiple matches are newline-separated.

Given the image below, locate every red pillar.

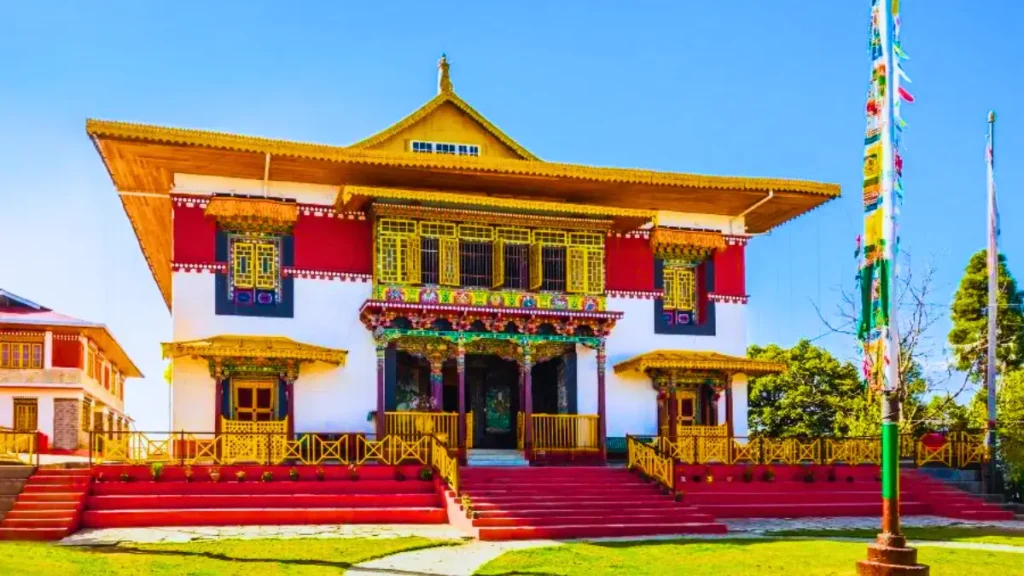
left=286, top=378, right=295, bottom=440
left=668, top=377, right=678, bottom=442
left=596, top=344, right=607, bottom=463
left=725, top=384, right=735, bottom=438
left=214, top=378, right=223, bottom=434
left=376, top=344, right=386, bottom=439
left=430, top=360, right=444, bottom=412
left=457, top=346, right=466, bottom=463
left=523, top=355, right=533, bottom=460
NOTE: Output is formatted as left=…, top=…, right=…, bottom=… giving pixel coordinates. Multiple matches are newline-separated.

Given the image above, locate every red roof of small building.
left=0, top=290, right=143, bottom=378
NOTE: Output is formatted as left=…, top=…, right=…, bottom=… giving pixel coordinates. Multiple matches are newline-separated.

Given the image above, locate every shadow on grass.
left=76, top=542, right=452, bottom=576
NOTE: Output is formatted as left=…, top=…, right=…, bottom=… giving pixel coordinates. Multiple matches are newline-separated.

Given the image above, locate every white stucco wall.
left=602, top=297, right=748, bottom=437
left=0, top=395, right=12, bottom=429
left=0, top=391, right=81, bottom=438
left=171, top=272, right=375, bottom=432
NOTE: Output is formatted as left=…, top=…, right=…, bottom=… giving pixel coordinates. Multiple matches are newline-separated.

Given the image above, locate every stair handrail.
left=626, top=434, right=674, bottom=492
left=429, top=434, right=460, bottom=496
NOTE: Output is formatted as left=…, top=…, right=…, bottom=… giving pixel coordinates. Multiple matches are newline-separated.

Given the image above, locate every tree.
left=747, top=340, right=863, bottom=437
left=967, top=369, right=1024, bottom=500
left=948, top=250, right=1024, bottom=382
left=817, top=253, right=965, bottom=431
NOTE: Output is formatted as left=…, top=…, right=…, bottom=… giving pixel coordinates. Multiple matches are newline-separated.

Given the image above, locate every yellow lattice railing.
left=430, top=436, right=460, bottom=495
left=530, top=414, right=600, bottom=452
left=0, top=429, right=37, bottom=465
left=221, top=418, right=288, bottom=464
left=385, top=412, right=473, bottom=449
left=650, top=433, right=988, bottom=469
left=627, top=435, right=674, bottom=491
left=659, top=424, right=729, bottom=438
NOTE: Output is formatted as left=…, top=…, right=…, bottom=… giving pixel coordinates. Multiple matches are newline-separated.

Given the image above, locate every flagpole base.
left=856, top=535, right=929, bottom=576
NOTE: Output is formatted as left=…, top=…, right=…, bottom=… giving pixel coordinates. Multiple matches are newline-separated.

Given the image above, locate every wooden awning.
left=162, top=335, right=347, bottom=365
left=614, top=350, right=785, bottom=375
left=204, top=196, right=299, bottom=232
left=649, top=228, right=728, bottom=260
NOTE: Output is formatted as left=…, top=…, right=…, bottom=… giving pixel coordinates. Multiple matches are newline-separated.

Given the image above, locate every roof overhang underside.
left=86, top=120, right=841, bottom=310
left=0, top=321, right=143, bottom=378
left=161, top=335, right=348, bottom=365
left=613, top=350, right=787, bottom=376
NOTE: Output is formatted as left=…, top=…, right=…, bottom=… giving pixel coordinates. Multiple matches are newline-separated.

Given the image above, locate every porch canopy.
left=614, top=350, right=785, bottom=438
left=161, top=335, right=348, bottom=435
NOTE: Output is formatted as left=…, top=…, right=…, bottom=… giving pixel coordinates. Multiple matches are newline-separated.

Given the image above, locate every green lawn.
left=474, top=538, right=1024, bottom=576
left=769, top=526, right=1024, bottom=548
left=0, top=537, right=454, bottom=575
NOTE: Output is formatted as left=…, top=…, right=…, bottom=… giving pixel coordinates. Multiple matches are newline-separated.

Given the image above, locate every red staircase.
left=0, top=468, right=90, bottom=541
left=674, top=465, right=1014, bottom=520
left=460, top=467, right=726, bottom=541
left=81, top=465, right=447, bottom=528
left=902, top=470, right=1015, bottom=521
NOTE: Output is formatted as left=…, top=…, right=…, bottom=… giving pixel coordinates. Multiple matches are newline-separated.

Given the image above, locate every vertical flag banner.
left=986, top=111, right=998, bottom=445
left=859, top=0, right=910, bottom=393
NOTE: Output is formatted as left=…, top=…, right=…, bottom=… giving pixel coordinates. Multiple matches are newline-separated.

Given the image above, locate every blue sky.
left=1, top=1, right=1020, bottom=430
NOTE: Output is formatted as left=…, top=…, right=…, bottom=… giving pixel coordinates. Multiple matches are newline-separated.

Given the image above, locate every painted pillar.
left=596, top=342, right=607, bottom=462
left=376, top=343, right=386, bottom=439
left=716, top=390, right=726, bottom=427
left=522, top=349, right=533, bottom=459
left=725, top=384, right=735, bottom=438
left=457, top=344, right=466, bottom=462
left=212, top=360, right=225, bottom=435
left=667, top=373, right=678, bottom=442
left=285, top=378, right=295, bottom=440
left=430, top=359, right=444, bottom=412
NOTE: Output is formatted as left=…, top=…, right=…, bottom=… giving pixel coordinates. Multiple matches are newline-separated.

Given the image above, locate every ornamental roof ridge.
left=613, top=350, right=787, bottom=375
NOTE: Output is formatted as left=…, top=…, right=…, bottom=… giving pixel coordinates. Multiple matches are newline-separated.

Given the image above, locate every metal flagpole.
left=986, top=111, right=998, bottom=495
left=857, top=1, right=927, bottom=572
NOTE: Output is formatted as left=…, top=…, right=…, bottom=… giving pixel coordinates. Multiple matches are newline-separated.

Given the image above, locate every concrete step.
left=0, top=467, right=34, bottom=481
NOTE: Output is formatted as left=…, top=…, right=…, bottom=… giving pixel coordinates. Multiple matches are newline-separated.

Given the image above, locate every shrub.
left=289, top=468, right=300, bottom=481
left=120, top=472, right=131, bottom=482
left=261, top=471, right=273, bottom=483
left=827, top=467, right=838, bottom=483
left=235, top=470, right=247, bottom=483
left=419, top=466, right=433, bottom=481
left=150, top=462, right=164, bottom=481
left=183, top=466, right=194, bottom=483
left=762, top=466, right=775, bottom=482
left=316, top=467, right=326, bottom=481
left=803, top=468, right=815, bottom=483
left=742, top=466, right=754, bottom=483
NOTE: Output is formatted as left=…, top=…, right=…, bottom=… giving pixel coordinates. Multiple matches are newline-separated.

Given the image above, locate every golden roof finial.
left=438, top=53, right=453, bottom=94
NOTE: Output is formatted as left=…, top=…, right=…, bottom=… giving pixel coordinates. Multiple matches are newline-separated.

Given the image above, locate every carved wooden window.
left=377, top=219, right=420, bottom=284
left=13, top=398, right=37, bottom=431
left=233, top=379, right=277, bottom=422
left=0, top=342, right=43, bottom=369
left=229, top=235, right=281, bottom=304
left=663, top=265, right=696, bottom=311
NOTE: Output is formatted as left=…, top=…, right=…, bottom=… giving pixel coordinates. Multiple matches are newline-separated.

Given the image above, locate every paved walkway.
left=347, top=540, right=559, bottom=576
left=60, top=524, right=471, bottom=546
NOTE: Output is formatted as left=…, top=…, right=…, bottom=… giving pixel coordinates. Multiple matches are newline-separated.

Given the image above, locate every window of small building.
left=0, top=342, right=43, bottom=369
left=13, top=398, right=38, bottom=431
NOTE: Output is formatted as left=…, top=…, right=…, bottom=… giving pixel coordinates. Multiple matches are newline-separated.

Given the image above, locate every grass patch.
left=474, top=538, right=1024, bottom=576
left=769, top=526, right=1024, bottom=547
left=0, top=537, right=456, bottom=575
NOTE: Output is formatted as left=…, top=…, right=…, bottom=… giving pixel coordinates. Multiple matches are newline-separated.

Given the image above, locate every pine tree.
left=948, top=250, right=1024, bottom=381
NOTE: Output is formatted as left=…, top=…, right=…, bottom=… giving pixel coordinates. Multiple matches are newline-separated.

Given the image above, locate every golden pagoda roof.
left=161, top=335, right=347, bottom=365
left=86, top=57, right=840, bottom=310
left=613, top=350, right=786, bottom=375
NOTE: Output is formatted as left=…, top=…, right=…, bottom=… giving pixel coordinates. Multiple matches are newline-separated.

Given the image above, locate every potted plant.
left=261, top=471, right=273, bottom=483
left=236, top=470, right=247, bottom=483
left=150, top=462, right=164, bottom=482
left=674, top=490, right=685, bottom=502
left=846, top=475, right=855, bottom=483
left=461, top=494, right=473, bottom=518
left=96, top=472, right=105, bottom=483
left=742, top=466, right=754, bottom=483
left=826, top=467, right=838, bottom=483
left=419, top=466, right=433, bottom=481
left=762, top=466, right=775, bottom=482
left=184, top=466, right=195, bottom=483
left=347, top=464, right=359, bottom=481
left=120, top=472, right=131, bottom=482
left=704, top=466, right=714, bottom=484
left=209, top=467, right=221, bottom=483
left=394, top=468, right=406, bottom=481
left=316, top=467, right=327, bottom=482
left=289, top=467, right=300, bottom=481
left=803, top=466, right=815, bottom=483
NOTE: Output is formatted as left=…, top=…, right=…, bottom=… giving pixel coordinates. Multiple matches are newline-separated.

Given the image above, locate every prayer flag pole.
left=985, top=111, right=999, bottom=495
left=856, top=1, right=927, bottom=573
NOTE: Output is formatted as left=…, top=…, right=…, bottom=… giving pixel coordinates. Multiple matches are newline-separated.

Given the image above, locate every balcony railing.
left=0, top=428, right=38, bottom=465
left=384, top=411, right=472, bottom=449
left=516, top=413, right=600, bottom=453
